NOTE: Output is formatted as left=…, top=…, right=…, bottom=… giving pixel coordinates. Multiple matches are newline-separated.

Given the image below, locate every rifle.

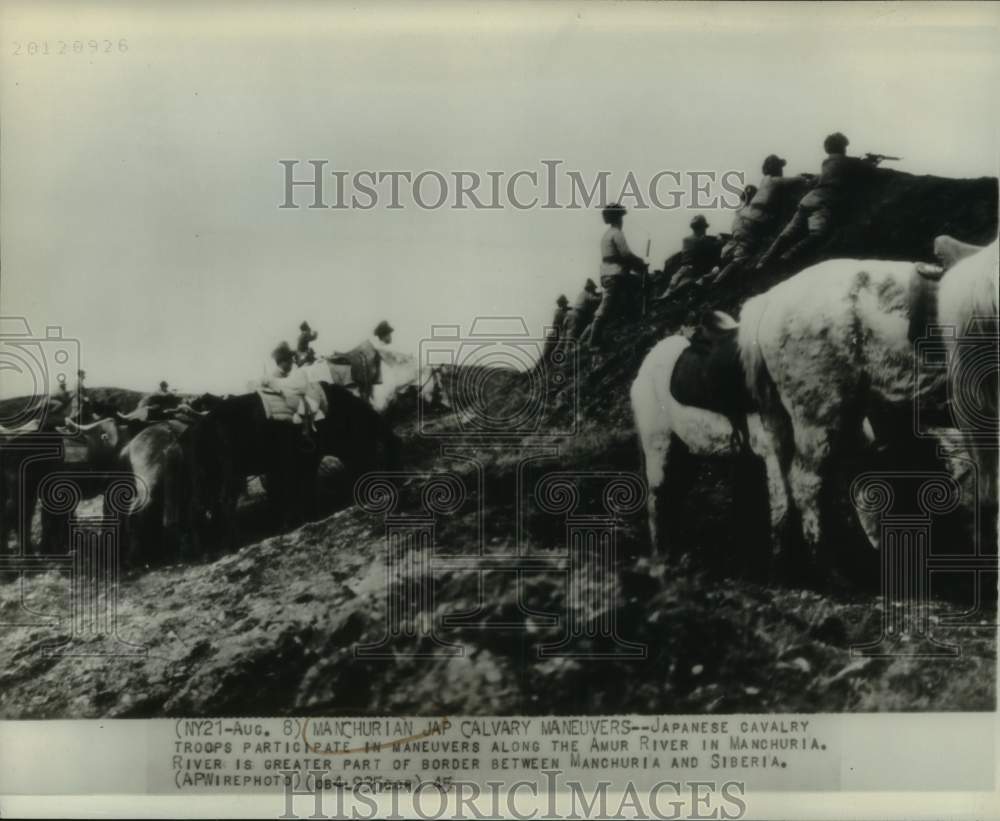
left=864, top=152, right=902, bottom=165
left=642, top=238, right=651, bottom=316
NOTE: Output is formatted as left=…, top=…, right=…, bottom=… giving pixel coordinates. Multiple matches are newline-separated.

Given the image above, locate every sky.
left=1, top=1, right=998, bottom=398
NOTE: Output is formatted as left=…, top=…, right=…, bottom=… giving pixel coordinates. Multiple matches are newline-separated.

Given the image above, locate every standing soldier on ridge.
left=295, top=321, right=319, bottom=366
left=267, top=341, right=296, bottom=383
left=566, top=278, right=602, bottom=343
left=70, top=369, right=92, bottom=422
left=589, top=203, right=648, bottom=350
left=541, top=294, right=570, bottom=364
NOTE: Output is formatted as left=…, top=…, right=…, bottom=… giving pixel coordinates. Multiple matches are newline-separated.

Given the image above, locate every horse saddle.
left=669, top=321, right=753, bottom=419
left=329, top=343, right=381, bottom=395
left=257, top=383, right=327, bottom=425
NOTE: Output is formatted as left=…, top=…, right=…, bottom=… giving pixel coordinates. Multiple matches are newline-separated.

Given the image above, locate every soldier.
left=70, top=369, right=92, bottom=422
left=656, top=215, right=722, bottom=300
left=714, top=184, right=758, bottom=270
left=710, top=154, right=802, bottom=285
left=589, top=203, right=648, bottom=349
left=565, top=278, right=602, bottom=342
left=295, top=321, right=319, bottom=366
left=55, top=374, right=70, bottom=406
left=141, top=380, right=179, bottom=420
left=757, top=133, right=879, bottom=269
left=269, top=341, right=296, bottom=381
left=358, top=320, right=394, bottom=400
left=541, top=294, right=571, bottom=363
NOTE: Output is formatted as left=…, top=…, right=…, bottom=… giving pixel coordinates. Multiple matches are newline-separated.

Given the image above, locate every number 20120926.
left=11, top=39, right=129, bottom=56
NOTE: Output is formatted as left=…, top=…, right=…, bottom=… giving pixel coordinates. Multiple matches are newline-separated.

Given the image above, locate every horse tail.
left=736, top=292, right=777, bottom=409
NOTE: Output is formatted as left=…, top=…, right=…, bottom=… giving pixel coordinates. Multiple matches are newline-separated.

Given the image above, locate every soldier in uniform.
left=295, top=321, right=319, bottom=366
left=541, top=294, right=571, bottom=364
left=141, top=381, right=179, bottom=420
left=589, top=203, right=648, bottom=349
left=357, top=320, right=394, bottom=401
left=565, top=278, right=602, bottom=342
left=373, top=320, right=394, bottom=347
left=713, top=184, right=758, bottom=272
left=757, top=133, right=879, bottom=269
left=269, top=341, right=296, bottom=381
left=656, top=214, right=722, bottom=300
left=709, top=154, right=802, bottom=285
left=70, top=369, right=92, bottom=422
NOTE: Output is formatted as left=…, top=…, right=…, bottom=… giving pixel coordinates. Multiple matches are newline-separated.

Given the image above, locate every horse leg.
left=644, top=434, right=695, bottom=563
left=732, top=447, right=776, bottom=582
left=638, top=429, right=669, bottom=559
left=970, top=438, right=999, bottom=553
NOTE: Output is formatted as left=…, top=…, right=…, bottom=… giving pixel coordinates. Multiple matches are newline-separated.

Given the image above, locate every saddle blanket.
left=302, top=361, right=336, bottom=385
left=669, top=331, right=753, bottom=417
left=256, top=378, right=327, bottom=424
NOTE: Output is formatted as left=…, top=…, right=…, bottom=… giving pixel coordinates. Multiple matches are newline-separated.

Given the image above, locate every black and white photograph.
left=0, top=1, right=997, bottom=817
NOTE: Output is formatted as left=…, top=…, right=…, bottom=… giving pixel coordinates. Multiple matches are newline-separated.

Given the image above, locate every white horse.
left=305, top=349, right=447, bottom=414
left=632, top=238, right=997, bottom=564
left=630, top=315, right=787, bottom=559
left=371, top=350, right=450, bottom=414
left=936, top=238, right=999, bottom=511
left=737, top=238, right=998, bottom=551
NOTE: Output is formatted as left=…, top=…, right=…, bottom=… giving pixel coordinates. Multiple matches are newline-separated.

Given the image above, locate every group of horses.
left=632, top=236, right=999, bottom=576
left=0, top=352, right=449, bottom=565
left=3, top=241, right=996, bottom=579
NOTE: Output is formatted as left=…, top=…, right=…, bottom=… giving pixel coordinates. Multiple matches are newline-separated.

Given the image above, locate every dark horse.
left=191, top=385, right=400, bottom=550
left=190, top=392, right=320, bottom=549
left=318, top=383, right=401, bottom=479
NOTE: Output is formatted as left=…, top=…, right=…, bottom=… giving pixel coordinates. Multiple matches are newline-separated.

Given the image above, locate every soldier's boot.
left=711, top=258, right=745, bottom=286
left=779, top=232, right=822, bottom=267
left=755, top=237, right=787, bottom=271
left=654, top=267, right=691, bottom=301
left=588, top=317, right=605, bottom=349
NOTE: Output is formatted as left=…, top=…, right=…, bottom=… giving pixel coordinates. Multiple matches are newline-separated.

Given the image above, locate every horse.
left=371, top=351, right=449, bottom=416
left=936, top=238, right=999, bottom=515
left=188, top=392, right=320, bottom=549
left=311, top=347, right=447, bottom=416
left=736, top=239, right=998, bottom=555
left=109, top=418, right=205, bottom=565
left=324, top=340, right=382, bottom=401
left=630, top=313, right=785, bottom=563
